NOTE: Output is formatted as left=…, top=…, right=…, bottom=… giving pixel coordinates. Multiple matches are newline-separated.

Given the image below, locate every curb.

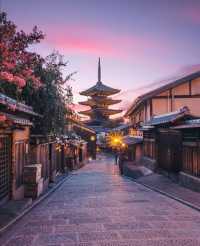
left=0, top=174, right=73, bottom=235
left=123, top=175, right=200, bottom=213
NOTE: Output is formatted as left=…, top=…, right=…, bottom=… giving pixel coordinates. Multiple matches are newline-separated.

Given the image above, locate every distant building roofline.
left=125, top=70, right=200, bottom=117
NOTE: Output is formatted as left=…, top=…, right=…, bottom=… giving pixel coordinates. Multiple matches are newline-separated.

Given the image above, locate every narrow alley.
left=0, top=154, right=200, bottom=246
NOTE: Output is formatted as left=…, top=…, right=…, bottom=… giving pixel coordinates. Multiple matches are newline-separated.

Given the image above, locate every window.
left=0, top=135, right=11, bottom=201
left=15, top=141, right=26, bottom=188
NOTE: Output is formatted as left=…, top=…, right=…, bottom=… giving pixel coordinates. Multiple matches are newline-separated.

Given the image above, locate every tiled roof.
left=80, top=81, right=120, bottom=96
left=2, top=113, right=33, bottom=126
left=145, top=107, right=191, bottom=126
left=0, top=93, right=40, bottom=116
left=171, top=118, right=200, bottom=129
left=79, top=98, right=121, bottom=106
left=73, top=121, right=96, bottom=134
left=123, top=135, right=143, bottom=145
left=125, top=70, right=200, bottom=116
left=113, top=123, right=133, bottom=131
left=79, top=108, right=122, bottom=116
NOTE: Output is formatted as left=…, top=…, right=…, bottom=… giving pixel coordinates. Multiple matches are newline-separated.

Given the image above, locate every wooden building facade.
left=140, top=108, right=200, bottom=191
left=123, top=71, right=200, bottom=191
left=0, top=93, right=90, bottom=204
left=0, top=93, right=39, bottom=204
left=171, top=119, right=200, bottom=191
left=125, top=71, right=200, bottom=126
left=66, top=115, right=97, bottom=160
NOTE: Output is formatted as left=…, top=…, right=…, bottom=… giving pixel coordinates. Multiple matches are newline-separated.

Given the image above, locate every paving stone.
left=5, top=235, right=36, bottom=246
left=35, top=233, right=77, bottom=244
left=96, top=239, right=200, bottom=246
left=103, top=222, right=151, bottom=230
left=55, top=223, right=103, bottom=233
left=18, top=225, right=54, bottom=234
left=119, top=229, right=173, bottom=239
left=79, top=231, right=119, bottom=242
left=0, top=153, right=200, bottom=246
left=69, top=217, right=112, bottom=224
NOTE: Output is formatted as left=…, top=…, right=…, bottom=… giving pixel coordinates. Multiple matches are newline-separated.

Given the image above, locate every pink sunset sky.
left=2, top=0, right=200, bottom=112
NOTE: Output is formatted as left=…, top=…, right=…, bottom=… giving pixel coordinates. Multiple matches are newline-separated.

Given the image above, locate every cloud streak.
left=43, top=23, right=171, bottom=59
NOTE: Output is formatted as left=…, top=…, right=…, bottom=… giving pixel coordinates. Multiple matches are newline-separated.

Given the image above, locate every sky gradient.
left=2, top=0, right=200, bottom=108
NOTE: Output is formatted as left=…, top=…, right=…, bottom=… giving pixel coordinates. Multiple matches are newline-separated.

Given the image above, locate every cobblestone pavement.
left=137, top=173, right=200, bottom=208
left=1, top=153, right=200, bottom=246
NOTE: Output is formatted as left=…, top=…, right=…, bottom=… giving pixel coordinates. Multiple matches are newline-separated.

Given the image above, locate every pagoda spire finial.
left=98, top=57, right=101, bottom=82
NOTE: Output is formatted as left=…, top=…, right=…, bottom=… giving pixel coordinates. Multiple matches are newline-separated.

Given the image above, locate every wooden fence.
left=182, top=142, right=200, bottom=177
left=143, top=138, right=156, bottom=159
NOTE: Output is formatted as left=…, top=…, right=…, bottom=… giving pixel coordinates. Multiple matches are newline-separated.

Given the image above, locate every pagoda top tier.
left=80, top=58, right=121, bottom=97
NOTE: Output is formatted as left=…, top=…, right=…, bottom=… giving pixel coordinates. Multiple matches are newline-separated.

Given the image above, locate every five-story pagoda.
left=79, top=58, right=122, bottom=132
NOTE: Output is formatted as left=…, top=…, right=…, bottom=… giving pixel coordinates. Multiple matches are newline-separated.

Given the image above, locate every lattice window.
left=15, top=141, right=26, bottom=188
left=0, top=135, right=11, bottom=201
left=183, top=145, right=200, bottom=177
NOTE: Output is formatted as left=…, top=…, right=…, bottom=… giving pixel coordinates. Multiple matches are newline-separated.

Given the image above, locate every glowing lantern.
left=107, top=132, right=123, bottom=149
left=121, top=143, right=126, bottom=148
left=90, top=135, right=95, bottom=141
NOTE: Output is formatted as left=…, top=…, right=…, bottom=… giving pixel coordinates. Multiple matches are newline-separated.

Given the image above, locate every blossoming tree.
left=0, top=11, right=75, bottom=135
left=0, top=11, right=44, bottom=89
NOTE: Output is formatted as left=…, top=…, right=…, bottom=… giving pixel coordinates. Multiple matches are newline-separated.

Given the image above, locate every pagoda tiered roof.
left=79, top=58, right=122, bottom=130
left=80, top=81, right=120, bottom=96
left=80, top=108, right=122, bottom=117
left=80, top=58, right=120, bottom=97
left=79, top=98, right=121, bottom=107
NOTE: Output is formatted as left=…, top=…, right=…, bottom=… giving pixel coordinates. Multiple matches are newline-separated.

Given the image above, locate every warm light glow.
left=107, top=132, right=123, bottom=149
left=122, top=143, right=126, bottom=148
left=90, top=135, right=95, bottom=141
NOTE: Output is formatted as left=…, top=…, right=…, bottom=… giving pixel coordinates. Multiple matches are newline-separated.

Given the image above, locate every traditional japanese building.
left=125, top=71, right=200, bottom=126
left=79, top=58, right=122, bottom=132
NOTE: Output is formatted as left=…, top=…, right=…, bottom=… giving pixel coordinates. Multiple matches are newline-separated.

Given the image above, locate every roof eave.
left=125, top=71, right=200, bottom=117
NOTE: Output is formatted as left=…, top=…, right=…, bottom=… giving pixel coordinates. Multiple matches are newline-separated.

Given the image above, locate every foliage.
left=23, top=52, right=75, bottom=135
left=0, top=12, right=75, bottom=136
left=0, top=11, right=44, bottom=92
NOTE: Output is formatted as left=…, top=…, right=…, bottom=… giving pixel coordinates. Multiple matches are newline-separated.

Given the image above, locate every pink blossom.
left=13, top=75, right=26, bottom=88
left=23, top=69, right=32, bottom=77
left=2, top=61, right=15, bottom=70
left=0, top=71, right=14, bottom=82
left=28, top=75, right=41, bottom=87
left=32, top=77, right=41, bottom=87
left=0, top=114, right=7, bottom=122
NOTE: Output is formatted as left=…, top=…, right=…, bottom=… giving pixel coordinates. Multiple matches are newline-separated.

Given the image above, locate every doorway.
left=157, top=130, right=182, bottom=172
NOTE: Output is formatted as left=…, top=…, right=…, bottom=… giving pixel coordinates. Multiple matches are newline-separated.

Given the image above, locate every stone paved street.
left=0, top=154, right=200, bottom=246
